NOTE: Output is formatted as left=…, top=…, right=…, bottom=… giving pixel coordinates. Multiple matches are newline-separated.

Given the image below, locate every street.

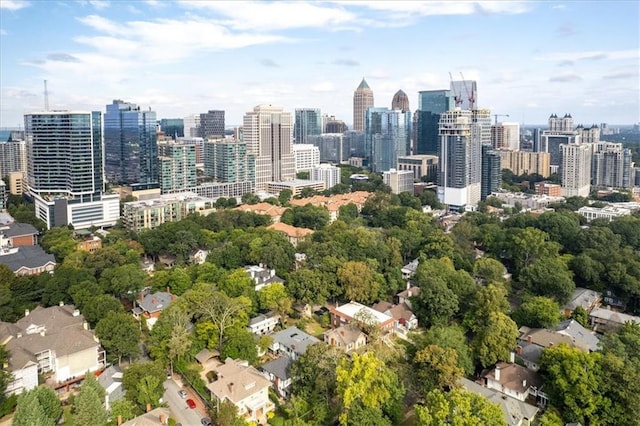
left=163, top=378, right=207, bottom=426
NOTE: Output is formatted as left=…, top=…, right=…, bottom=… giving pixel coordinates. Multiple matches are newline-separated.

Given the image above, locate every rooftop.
left=207, top=358, right=271, bottom=404
left=271, top=326, right=320, bottom=356
left=332, top=301, right=395, bottom=326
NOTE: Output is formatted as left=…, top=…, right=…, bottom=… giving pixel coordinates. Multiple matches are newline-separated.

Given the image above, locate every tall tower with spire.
left=353, top=78, right=374, bottom=132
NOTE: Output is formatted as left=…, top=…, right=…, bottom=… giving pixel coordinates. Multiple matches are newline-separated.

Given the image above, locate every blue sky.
left=1, top=0, right=638, bottom=128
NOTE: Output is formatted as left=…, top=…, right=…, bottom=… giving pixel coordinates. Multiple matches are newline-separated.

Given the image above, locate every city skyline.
left=1, top=0, right=638, bottom=128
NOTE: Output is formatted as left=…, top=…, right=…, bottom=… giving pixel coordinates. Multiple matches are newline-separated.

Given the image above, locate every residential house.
left=481, top=359, right=546, bottom=406
left=292, top=303, right=313, bottom=318
left=97, top=365, right=124, bottom=410
left=459, top=378, right=539, bottom=426
left=132, top=290, right=176, bottom=329
left=267, top=222, right=314, bottom=247
left=0, top=232, right=56, bottom=276
left=191, top=249, right=210, bottom=265
left=323, top=326, right=367, bottom=353
left=589, top=307, right=640, bottom=333
left=0, top=304, right=105, bottom=393
left=0, top=222, right=39, bottom=247
left=563, top=287, right=601, bottom=317
left=288, top=191, right=372, bottom=223
left=330, top=301, right=396, bottom=334
left=234, top=202, right=287, bottom=223
left=120, top=407, right=172, bottom=426
left=396, top=284, right=420, bottom=309
left=248, top=312, right=280, bottom=335
left=372, top=301, right=418, bottom=332
left=260, top=356, right=293, bottom=398
left=268, top=326, right=320, bottom=361
left=207, top=358, right=274, bottom=424
left=401, top=259, right=419, bottom=280
left=76, top=236, right=102, bottom=253
left=245, top=264, right=284, bottom=292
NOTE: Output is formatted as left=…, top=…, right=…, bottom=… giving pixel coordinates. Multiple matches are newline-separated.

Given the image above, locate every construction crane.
left=494, top=114, right=510, bottom=125
left=448, top=72, right=463, bottom=107
left=459, top=72, right=475, bottom=110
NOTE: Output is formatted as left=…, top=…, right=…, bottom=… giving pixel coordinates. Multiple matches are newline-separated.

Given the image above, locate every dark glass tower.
left=414, top=90, right=453, bottom=155
left=104, top=100, right=158, bottom=189
left=481, top=144, right=502, bottom=200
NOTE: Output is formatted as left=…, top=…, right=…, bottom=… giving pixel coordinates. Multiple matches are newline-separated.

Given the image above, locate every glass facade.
left=365, top=108, right=411, bottom=173
left=159, top=118, right=184, bottom=138
left=415, top=90, right=454, bottom=155
left=294, top=109, right=322, bottom=144
left=481, top=144, right=501, bottom=200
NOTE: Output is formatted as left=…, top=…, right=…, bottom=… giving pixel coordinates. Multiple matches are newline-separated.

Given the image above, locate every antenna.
left=44, top=80, right=49, bottom=111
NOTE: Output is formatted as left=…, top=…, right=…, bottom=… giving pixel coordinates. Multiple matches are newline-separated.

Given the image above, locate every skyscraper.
left=159, top=118, right=184, bottom=139
left=491, top=122, right=520, bottom=150
left=203, top=139, right=255, bottom=184
left=353, top=78, right=374, bottom=132
left=243, top=105, right=295, bottom=192
left=437, top=108, right=490, bottom=211
left=200, top=110, right=225, bottom=139
left=481, top=144, right=501, bottom=200
left=539, top=114, right=577, bottom=168
left=560, top=143, right=592, bottom=197
left=25, top=111, right=119, bottom=229
left=414, top=90, right=454, bottom=155
left=157, top=141, right=197, bottom=193
left=104, top=99, right=158, bottom=189
left=0, top=140, right=27, bottom=177
left=294, top=108, right=322, bottom=144
left=391, top=90, right=410, bottom=112
left=591, top=142, right=633, bottom=188
left=365, top=107, right=411, bottom=172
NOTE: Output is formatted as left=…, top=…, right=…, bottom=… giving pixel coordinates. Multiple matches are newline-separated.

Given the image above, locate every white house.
left=248, top=312, right=280, bottom=335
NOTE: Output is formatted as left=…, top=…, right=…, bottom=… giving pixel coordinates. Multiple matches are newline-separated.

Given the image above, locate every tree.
left=513, top=296, right=561, bottom=328
left=337, top=261, right=384, bottom=305
left=510, top=227, right=560, bottom=270
left=32, top=386, right=62, bottom=424
left=81, top=294, right=124, bottom=327
left=415, top=325, right=474, bottom=375
left=466, top=283, right=510, bottom=332
left=100, top=264, right=147, bottom=297
left=258, top=282, right=292, bottom=318
left=136, top=375, right=163, bottom=409
left=212, top=400, right=246, bottom=426
left=95, top=311, right=141, bottom=364
left=517, top=257, right=575, bottom=304
left=473, top=257, right=506, bottom=284
left=74, top=374, right=108, bottom=426
left=219, top=269, right=254, bottom=298
left=336, top=352, right=404, bottom=426
left=286, top=268, right=335, bottom=305
left=413, top=345, right=464, bottom=391
left=415, top=388, right=506, bottom=426
left=241, top=192, right=260, bottom=205
left=40, top=227, right=77, bottom=262
left=220, top=325, right=258, bottom=364
left=122, top=362, right=166, bottom=410
left=472, top=311, right=518, bottom=368
left=570, top=305, right=589, bottom=327
left=110, top=398, right=137, bottom=424
left=13, top=390, right=55, bottom=426
left=278, top=189, right=293, bottom=205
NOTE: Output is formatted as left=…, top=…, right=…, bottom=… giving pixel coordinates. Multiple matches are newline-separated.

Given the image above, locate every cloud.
left=333, top=59, right=359, bottom=67
left=259, top=58, right=279, bottom=68
left=2, top=88, right=38, bottom=98
left=47, top=53, right=80, bottom=62
left=0, top=0, right=29, bottom=11
left=555, top=23, right=576, bottom=37
left=88, top=0, right=109, bottom=10
left=552, top=4, right=567, bottom=10
left=603, top=72, right=638, bottom=80
left=536, top=49, right=639, bottom=62
left=556, top=60, right=574, bottom=67
left=310, top=81, right=335, bottom=93
left=549, top=74, right=582, bottom=82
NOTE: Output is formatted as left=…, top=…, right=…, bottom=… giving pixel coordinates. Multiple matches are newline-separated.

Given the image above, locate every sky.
left=0, top=0, right=639, bottom=129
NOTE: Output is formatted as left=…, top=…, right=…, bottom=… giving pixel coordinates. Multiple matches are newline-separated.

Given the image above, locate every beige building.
left=561, top=143, right=593, bottom=197
left=491, top=122, right=520, bottom=150
left=397, top=155, right=438, bottom=181
left=8, top=172, right=25, bottom=195
left=383, top=169, right=414, bottom=194
left=498, top=150, right=551, bottom=177
left=122, top=192, right=215, bottom=232
left=353, top=78, right=374, bottom=132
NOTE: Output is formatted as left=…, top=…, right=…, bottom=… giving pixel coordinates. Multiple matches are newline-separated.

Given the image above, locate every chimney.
left=59, top=301, right=64, bottom=307
left=24, top=309, right=29, bottom=317
left=522, top=379, right=527, bottom=388
left=159, top=414, right=166, bottom=424
left=166, top=286, right=171, bottom=295
left=228, top=382, right=234, bottom=393
left=146, top=403, right=151, bottom=413
left=495, top=366, right=501, bottom=382
left=516, top=346, right=523, bottom=355
left=83, top=321, right=88, bottom=330
left=407, top=290, right=412, bottom=298
left=16, top=332, right=21, bottom=338
left=510, top=351, right=515, bottom=364
left=527, top=335, right=532, bottom=344
left=406, top=281, right=411, bottom=290
left=39, top=330, right=45, bottom=337
left=72, top=309, right=80, bottom=317
left=117, top=415, right=122, bottom=426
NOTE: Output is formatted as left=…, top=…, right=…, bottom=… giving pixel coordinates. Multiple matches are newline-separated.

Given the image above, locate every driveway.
left=163, top=379, right=207, bottom=426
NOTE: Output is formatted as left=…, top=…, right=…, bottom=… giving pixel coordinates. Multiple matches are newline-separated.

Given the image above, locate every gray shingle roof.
left=261, top=356, right=292, bottom=381
left=271, top=326, right=320, bottom=357
left=137, top=292, right=174, bottom=314
left=0, top=222, right=38, bottom=238
left=0, top=245, right=56, bottom=273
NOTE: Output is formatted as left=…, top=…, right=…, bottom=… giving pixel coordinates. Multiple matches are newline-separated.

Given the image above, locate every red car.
left=186, top=398, right=196, bottom=409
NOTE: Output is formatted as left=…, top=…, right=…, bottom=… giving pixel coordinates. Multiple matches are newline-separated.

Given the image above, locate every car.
left=201, top=418, right=213, bottom=426
left=178, top=390, right=187, bottom=399
left=186, top=398, right=196, bottom=409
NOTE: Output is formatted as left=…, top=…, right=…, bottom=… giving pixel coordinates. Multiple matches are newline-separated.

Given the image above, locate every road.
left=163, top=378, right=206, bottom=426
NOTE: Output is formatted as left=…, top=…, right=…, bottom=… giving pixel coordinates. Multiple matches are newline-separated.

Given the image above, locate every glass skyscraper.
left=414, top=90, right=454, bottom=155
left=294, top=108, right=322, bottom=144
left=104, top=99, right=158, bottom=189
left=365, top=107, right=411, bottom=173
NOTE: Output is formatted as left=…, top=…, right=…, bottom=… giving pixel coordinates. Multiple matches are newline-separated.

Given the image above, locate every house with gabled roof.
left=563, top=287, right=601, bottom=317
left=330, top=301, right=396, bottom=334
left=260, top=355, right=293, bottom=398
left=245, top=264, right=284, bottom=291
left=268, top=326, right=320, bottom=361
left=481, top=357, right=547, bottom=406
left=132, top=290, right=176, bottom=329
left=323, top=325, right=367, bottom=353
left=0, top=232, right=56, bottom=276
left=267, top=222, right=314, bottom=247
left=248, top=312, right=280, bottom=335
left=589, top=307, right=640, bottom=333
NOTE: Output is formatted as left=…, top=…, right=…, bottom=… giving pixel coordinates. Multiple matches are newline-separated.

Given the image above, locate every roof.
left=356, top=78, right=370, bottom=90
left=137, top=292, right=174, bottom=314
left=459, top=378, right=539, bottom=426
left=98, top=365, right=124, bottom=401
left=589, top=307, right=640, bottom=325
left=249, top=312, right=280, bottom=327
left=260, top=356, right=293, bottom=381
left=195, top=348, right=219, bottom=364
left=401, top=259, right=419, bottom=275
left=121, top=407, right=172, bottom=426
left=234, top=203, right=288, bottom=217
left=207, top=358, right=272, bottom=404
left=0, top=222, right=38, bottom=238
left=331, top=302, right=395, bottom=326
left=397, top=286, right=420, bottom=300
left=483, top=362, right=543, bottom=394
left=564, top=287, right=601, bottom=311
left=554, top=319, right=600, bottom=352
left=0, top=245, right=56, bottom=273
left=271, top=326, right=320, bottom=357
left=267, top=222, right=314, bottom=239
left=518, top=323, right=599, bottom=353
left=324, top=326, right=366, bottom=347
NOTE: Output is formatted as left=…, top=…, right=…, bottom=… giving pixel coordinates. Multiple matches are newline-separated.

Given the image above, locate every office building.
left=365, top=108, right=411, bottom=173
left=539, top=114, right=578, bottom=167
left=183, top=114, right=201, bottom=138
left=310, top=164, right=340, bottom=190
left=353, top=78, right=374, bottom=132
left=293, top=144, right=320, bottom=172
left=324, top=116, right=348, bottom=134
left=397, top=155, right=438, bottom=181
left=200, top=110, right=225, bottom=139
left=481, top=145, right=502, bottom=200
left=491, top=122, right=520, bottom=150
left=437, top=108, right=490, bottom=211
left=498, top=151, right=551, bottom=178
left=391, top=90, right=410, bottom=112
left=159, top=118, right=184, bottom=139
left=243, top=105, right=295, bottom=192
left=414, top=90, right=454, bottom=155
left=343, top=131, right=366, bottom=158
left=383, top=169, right=414, bottom=194
left=560, top=143, right=592, bottom=197
left=450, top=80, right=477, bottom=110
left=591, top=142, right=633, bottom=188
left=203, top=138, right=255, bottom=184
left=104, top=99, right=158, bottom=189
left=308, top=134, right=348, bottom=164
left=0, top=140, right=27, bottom=177
left=157, top=141, right=197, bottom=193
left=25, top=111, right=119, bottom=229
left=294, top=109, right=322, bottom=144
left=535, top=182, right=562, bottom=197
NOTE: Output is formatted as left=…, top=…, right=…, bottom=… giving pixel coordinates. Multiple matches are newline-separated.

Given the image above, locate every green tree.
left=219, top=269, right=254, bottom=298
left=13, top=390, right=55, bottom=426
left=95, top=311, right=141, bottom=364
left=517, top=257, right=575, bottom=304
left=258, top=282, right=293, bottom=318
left=211, top=400, right=246, bottom=426
left=338, top=203, right=359, bottom=222
left=466, top=283, right=510, bottom=332
left=136, top=375, right=163, bottom=409
left=278, top=189, right=293, bottom=205
left=40, top=227, right=77, bottom=262
left=241, top=192, right=260, bottom=205
left=109, top=398, right=137, bottom=424
left=166, top=267, right=192, bottom=296
left=473, top=257, right=506, bottom=284
left=414, top=325, right=474, bottom=375
left=122, top=362, right=165, bottom=409
left=570, top=305, right=589, bottom=327
left=285, top=268, right=335, bottom=305
left=74, top=374, right=108, bottom=426
left=513, top=296, right=561, bottom=328
left=220, top=325, right=258, bottom=364
left=32, top=386, right=62, bottom=424
left=415, top=388, right=506, bottom=426
left=337, top=261, right=385, bottom=305
left=411, top=276, right=458, bottom=327
left=510, top=227, right=560, bottom=270
left=81, top=294, right=124, bottom=327
left=472, top=311, right=518, bottom=368
left=413, top=345, right=464, bottom=391
left=100, top=264, right=147, bottom=297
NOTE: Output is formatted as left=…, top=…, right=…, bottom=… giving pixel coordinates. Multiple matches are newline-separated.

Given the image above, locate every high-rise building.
left=158, top=141, right=197, bottom=193
left=449, top=80, right=477, bottom=110
left=203, top=139, right=254, bottom=184
left=308, top=134, right=348, bottom=164
left=383, top=169, right=414, bottom=194
left=591, top=142, right=633, bottom=188
left=159, top=118, right=184, bottom=139
left=560, top=143, right=592, bottom=197
left=25, top=110, right=119, bottom=229
left=243, top=105, right=295, bottom=192
left=481, top=144, right=501, bottom=200
left=183, top=114, right=201, bottom=138
left=310, top=164, right=340, bottom=190
left=343, top=131, right=366, bottom=158
left=200, top=110, right=225, bottom=139
left=576, top=124, right=600, bottom=144
left=437, top=108, right=490, bottom=211
left=365, top=108, right=411, bottom=173
left=391, top=90, right=410, bottom=112
left=325, top=118, right=348, bottom=134
left=498, top=150, right=551, bottom=177
left=539, top=114, right=578, bottom=168
left=104, top=99, right=158, bottom=189
left=0, top=140, right=27, bottom=177
left=292, top=144, right=320, bottom=172
left=294, top=109, right=322, bottom=144
left=353, top=78, right=374, bottom=132
left=414, top=90, right=454, bottom=155
left=491, top=122, right=520, bottom=150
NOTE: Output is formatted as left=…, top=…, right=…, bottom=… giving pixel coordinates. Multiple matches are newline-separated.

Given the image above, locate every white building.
left=310, top=164, right=340, bottom=190
left=491, top=122, right=520, bottom=151
left=32, top=193, right=120, bottom=230
left=383, top=168, right=414, bottom=194
left=292, top=144, right=320, bottom=172
left=578, top=205, right=631, bottom=222
left=561, top=143, right=592, bottom=197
